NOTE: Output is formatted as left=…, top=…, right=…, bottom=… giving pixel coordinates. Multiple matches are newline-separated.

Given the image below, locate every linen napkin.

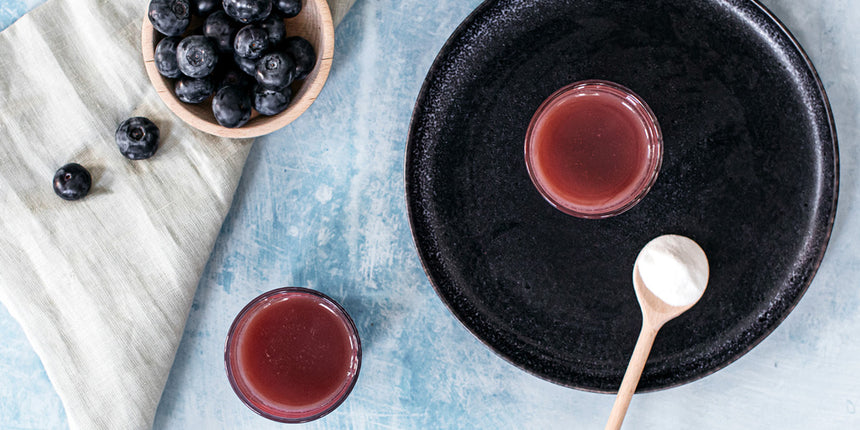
left=0, top=0, right=353, bottom=429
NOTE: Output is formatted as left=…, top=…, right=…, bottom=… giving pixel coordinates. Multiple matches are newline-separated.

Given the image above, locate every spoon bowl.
left=632, top=261, right=699, bottom=328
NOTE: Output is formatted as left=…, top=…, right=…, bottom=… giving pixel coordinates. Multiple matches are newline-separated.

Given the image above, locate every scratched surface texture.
left=1, top=0, right=859, bottom=429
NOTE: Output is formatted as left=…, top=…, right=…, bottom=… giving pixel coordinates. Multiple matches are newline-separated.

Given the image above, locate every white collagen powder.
left=636, top=235, right=709, bottom=307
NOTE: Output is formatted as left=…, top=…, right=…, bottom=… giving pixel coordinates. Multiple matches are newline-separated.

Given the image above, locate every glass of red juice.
left=225, top=287, right=361, bottom=423
left=524, top=80, right=663, bottom=218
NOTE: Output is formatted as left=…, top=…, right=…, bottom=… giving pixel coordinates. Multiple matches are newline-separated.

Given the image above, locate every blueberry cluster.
left=149, top=0, right=315, bottom=128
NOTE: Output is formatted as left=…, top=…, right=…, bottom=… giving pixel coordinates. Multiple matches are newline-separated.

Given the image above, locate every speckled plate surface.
left=405, top=0, right=837, bottom=392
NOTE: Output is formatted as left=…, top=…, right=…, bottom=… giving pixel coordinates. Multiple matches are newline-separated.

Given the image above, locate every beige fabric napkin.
left=0, top=0, right=353, bottom=429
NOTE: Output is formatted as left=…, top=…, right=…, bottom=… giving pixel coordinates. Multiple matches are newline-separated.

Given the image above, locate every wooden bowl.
left=141, top=1, right=334, bottom=138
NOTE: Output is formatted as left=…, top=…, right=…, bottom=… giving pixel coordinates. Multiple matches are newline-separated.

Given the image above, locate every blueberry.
left=176, top=35, right=219, bottom=78
left=203, top=11, right=239, bottom=53
left=255, top=51, right=296, bottom=89
left=154, top=36, right=182, bottom=78
left=175, top=75, right=215, bottom=103
left=148, top=0, right=191, bottom=37
left=191, top=0, right=219, bottom=16
left=260, top=14, right=285, bottom=47
left=253, top=84, right=291, bottom=115
left=115, top=117, right=160, bottom=160
left=234, top=52, right=258, bottom=75
left=222, top=0, right=273, bottom=24
left=53, top=163, right=92, bottom=201
left=234, top=25, right=269, bottom=59
left=275, top=0, right=301, bottom=18
left=216, top=66, right=255, bottom=90
left=282, top=36, right=315, bottom=80
left=212, top=85, right=252, bottom=128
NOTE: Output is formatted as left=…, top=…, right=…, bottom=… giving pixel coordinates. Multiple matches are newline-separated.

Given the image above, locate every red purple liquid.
left=226, top=288, right=360, bottom=422
left=525, top=80, right=662, bottom=217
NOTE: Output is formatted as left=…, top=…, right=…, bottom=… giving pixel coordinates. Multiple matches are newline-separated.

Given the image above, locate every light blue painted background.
left=1, top=0, right=859, bottom=428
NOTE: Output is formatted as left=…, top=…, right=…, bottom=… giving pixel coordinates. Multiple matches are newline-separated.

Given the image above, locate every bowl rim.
left=140, top=0, right=334, bottom=138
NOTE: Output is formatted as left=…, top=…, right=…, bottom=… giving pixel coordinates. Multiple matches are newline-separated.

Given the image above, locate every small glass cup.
left=524, top=80, right=663, bottom=218
left=225, top=287, right=361, bottom=423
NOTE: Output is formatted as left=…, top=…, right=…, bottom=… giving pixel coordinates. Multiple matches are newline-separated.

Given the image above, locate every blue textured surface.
left=1, top=0, right=859, bottom=429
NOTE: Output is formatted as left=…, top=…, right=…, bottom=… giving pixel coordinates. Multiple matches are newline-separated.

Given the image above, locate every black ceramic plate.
left=406, top=0, right=837, bottom=392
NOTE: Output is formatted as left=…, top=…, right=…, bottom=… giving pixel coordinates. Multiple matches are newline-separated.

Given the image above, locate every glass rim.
left=524, top=79, right=663, bottom=219
left=224, top=287, right=362, bottom=423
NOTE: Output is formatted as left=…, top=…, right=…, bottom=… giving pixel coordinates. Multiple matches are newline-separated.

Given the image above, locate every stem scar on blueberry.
left=172, top=2, right=187, bottom=15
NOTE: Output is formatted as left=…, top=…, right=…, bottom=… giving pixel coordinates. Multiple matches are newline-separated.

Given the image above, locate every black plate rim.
left=404, top=0, right=839, bottom=393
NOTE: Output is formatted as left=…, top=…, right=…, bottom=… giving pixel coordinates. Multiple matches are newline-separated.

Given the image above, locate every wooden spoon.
left=605, top=249, right=709, bottom=430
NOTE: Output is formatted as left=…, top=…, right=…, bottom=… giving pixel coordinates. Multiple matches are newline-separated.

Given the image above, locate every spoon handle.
left=604, top=322, right=659, bottom=430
